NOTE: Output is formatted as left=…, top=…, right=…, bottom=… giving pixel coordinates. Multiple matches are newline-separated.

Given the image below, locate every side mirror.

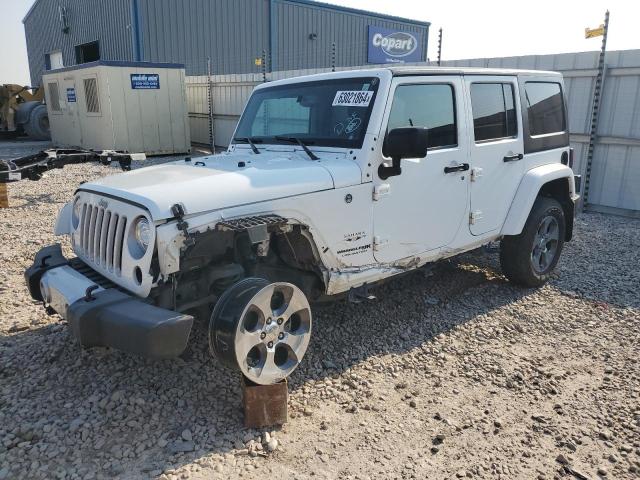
left=379, top=127, right=429, bottom=180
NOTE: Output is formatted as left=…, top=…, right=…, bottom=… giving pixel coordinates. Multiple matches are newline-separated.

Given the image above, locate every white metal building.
left=43, top=61, right=191, bottom=155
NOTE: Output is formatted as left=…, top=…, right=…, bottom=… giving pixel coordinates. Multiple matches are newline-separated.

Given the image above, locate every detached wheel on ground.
left=209, top=278, right=312, bottom=385
left=500, top=196, right=566, bottom=287
left=23, top=104, right=50, bottom=140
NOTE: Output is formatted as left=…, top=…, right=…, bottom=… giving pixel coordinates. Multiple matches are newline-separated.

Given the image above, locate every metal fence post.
left=437, top=28, right=443, bottom=66
left=207, top=57, right=215, bottom=153
left=583, top=10, right=609, bottom=208
left=331, top=42, right=336, bottom=72
left=262, top=50, right=267, bottom=83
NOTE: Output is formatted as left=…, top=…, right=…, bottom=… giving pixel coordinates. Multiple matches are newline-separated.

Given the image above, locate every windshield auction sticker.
left=332, top=90, right=374, bottom=107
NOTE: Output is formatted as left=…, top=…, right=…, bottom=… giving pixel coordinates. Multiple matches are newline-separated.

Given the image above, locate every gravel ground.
left=1, top=160, right=639, bottom=480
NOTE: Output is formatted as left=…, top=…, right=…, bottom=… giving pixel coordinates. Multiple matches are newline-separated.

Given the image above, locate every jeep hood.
left=79, top=151, right=361, bottom=220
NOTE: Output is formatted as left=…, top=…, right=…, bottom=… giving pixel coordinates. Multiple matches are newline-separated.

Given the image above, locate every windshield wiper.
left=274, top=136, right=319, bottom=160
left=233, top=137, right=262, bottom=154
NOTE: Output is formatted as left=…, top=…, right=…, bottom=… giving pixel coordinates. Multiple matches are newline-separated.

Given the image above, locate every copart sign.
left=367, top=26, right=424, bottom=64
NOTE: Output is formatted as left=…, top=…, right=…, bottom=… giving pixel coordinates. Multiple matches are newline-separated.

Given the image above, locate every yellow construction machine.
left=0, top=84, right=50, bottom=140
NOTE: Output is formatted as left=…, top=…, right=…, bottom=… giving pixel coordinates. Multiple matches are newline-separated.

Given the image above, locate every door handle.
left=503, top=153, right=524, bottom=162
left=444, top=163, right=470, bottom=174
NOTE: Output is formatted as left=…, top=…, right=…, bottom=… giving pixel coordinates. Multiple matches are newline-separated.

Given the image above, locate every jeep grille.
left=77, top=202, right=127, bottom=274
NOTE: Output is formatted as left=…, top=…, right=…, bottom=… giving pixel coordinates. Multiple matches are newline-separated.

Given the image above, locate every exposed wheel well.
left=538, top=177, right=574, bottom=241
left=149, top=220, right=327, bottom=315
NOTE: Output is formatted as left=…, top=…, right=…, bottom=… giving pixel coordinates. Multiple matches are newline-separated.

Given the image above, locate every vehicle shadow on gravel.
left=1, top=253, right=539, bottom=479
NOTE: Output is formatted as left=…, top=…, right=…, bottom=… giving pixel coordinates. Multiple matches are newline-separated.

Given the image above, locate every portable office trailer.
left=42, top=61, right=191, bottom=155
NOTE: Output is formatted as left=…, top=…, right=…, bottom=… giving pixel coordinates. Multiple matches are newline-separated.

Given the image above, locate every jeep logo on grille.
left=98, top=199, right=109, bottom=209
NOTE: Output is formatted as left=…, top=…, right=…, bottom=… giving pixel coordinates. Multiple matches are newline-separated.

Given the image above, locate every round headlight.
left=72, top=199, right=82, bottom=230
left=134, top=217, right=152, bottom=250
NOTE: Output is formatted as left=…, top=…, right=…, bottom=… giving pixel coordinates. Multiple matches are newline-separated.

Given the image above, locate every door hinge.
left=373, top=183, right=390, bottom=201
left=471, top=167, right=483, bottom=182
left=373, top=236, right=388, bottom=250
left=469, top=210, right=483, bottom=225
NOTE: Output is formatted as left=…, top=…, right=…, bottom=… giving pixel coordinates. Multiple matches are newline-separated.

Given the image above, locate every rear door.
left=465, top=76, right=524, bottom=235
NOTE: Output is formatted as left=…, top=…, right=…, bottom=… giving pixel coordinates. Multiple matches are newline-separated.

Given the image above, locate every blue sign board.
left=66, top=88, right=76, bottom=102
left=130, top=73, right=160, bottom=90
left=367, top=26, right=424, bottom=64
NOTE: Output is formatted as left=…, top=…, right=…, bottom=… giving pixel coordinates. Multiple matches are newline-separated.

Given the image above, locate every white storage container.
left=42, top=61, right=191, bottom=155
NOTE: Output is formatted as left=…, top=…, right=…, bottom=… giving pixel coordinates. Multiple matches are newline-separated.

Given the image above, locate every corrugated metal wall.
left=187, top=50, right=640, bottom=214
left=137, top=0, right=270, bottom=75
left=24, top=0, right=429, bottom=80
left=24, top=0, right=134, bottom=86
left=274, top=1, right=429, bottom=71
left=138, top=0, right=427, bottom=75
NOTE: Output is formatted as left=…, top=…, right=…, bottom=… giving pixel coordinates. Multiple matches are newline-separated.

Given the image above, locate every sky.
left=1, top=0, right=638, bottom=85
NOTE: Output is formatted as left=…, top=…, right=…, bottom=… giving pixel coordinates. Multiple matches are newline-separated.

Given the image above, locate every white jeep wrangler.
left=26, top=67, right=580, bottom=385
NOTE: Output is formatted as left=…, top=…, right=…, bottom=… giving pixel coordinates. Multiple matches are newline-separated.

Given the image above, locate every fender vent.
left=216, top=214, right=287, bottom=232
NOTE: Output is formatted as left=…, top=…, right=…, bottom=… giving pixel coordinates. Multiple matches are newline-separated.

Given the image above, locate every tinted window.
left=525, top=82, right=566, bottom=135
left=384, top=84, right=456, bottom=152
left=470, top=83, right=517, bottom=142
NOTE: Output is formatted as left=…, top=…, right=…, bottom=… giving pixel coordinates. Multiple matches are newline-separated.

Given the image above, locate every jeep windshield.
left=234, top=77, right=380, bottom=149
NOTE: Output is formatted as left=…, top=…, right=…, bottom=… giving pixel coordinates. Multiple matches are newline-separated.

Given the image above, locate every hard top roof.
left=387, top=66, right=561, bottom=77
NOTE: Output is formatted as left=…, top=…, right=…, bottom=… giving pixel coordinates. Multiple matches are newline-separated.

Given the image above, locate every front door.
left=62, top=78, right=82, bottom=146
left=372, top=76, right=470, bottom=263
left=465, top=76, right=524, bottom=235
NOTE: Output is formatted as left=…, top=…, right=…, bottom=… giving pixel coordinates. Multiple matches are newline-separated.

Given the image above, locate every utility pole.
left=437, top=28, right=443, bottom=66
left=583, top=10, right=609, bottom=208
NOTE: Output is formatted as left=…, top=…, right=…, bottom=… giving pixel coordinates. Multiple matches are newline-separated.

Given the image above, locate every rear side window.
left=385, top=83, right=457, bottom=152
left=470, top=83, right=517, bottom=142
left=525, top=82, right=566, bottom=136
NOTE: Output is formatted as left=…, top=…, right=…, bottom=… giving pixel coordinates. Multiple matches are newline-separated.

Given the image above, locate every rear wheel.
left=500, top=196, right=566, bottom=287
left=209, top=278, right=312, bottom=385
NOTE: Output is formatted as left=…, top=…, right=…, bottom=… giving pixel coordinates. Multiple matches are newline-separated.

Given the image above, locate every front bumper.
left=25, top=244, right=193, bottom=359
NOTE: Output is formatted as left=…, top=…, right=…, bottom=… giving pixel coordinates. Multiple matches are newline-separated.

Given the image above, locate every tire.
left=23, top=104, right=50, bottom=140
left=209, top=278, right=313, bottom=385
left=500, top=196, right=566, bottom=287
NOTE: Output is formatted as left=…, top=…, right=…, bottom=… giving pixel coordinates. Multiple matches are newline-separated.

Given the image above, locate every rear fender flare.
left=501, top=163, right=576, bottom=237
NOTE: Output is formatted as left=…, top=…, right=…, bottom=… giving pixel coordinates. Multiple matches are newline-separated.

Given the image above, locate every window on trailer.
left=47, top=82, right=61, bottom=112
left=83, top=78, right=100, bottom=114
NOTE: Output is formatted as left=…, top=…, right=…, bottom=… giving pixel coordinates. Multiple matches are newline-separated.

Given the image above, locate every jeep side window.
left=383, top=83, right=457, bottom=155
left=524, top=82, right=566, bottom=136
left=470, top=83, right=517, bottom=142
